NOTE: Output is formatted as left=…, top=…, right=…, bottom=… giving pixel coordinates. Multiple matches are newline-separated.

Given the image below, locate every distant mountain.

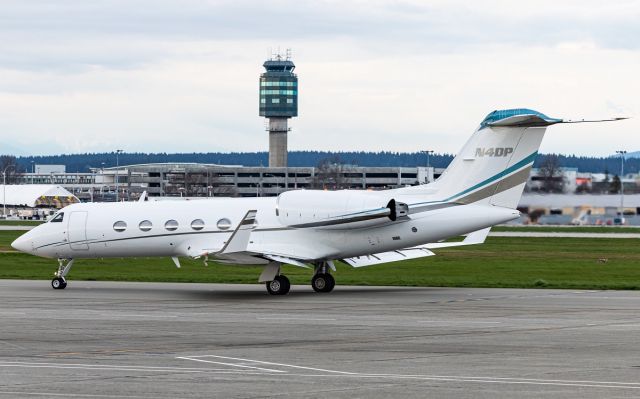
left=8, top=151, right=640, bottom=175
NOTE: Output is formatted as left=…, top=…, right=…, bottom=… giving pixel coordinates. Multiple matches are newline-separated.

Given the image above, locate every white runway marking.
left=180, top=354, right=359, bottom=375
left=177, top=355, right=640, bottom=390
left=2, top=359, right=640, bottom=391
left=175, top=357, right=286, bottom=373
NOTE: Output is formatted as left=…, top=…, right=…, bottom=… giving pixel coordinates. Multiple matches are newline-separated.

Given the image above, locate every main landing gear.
left=266, top=275, right=291, bottom=296
left=311, top=262, right=335, bottom=293
left=52, top=258, right=74, bottom=290
left=260, top=261, right=336, bottom=295
left=260, top=262, right=290, bottom=295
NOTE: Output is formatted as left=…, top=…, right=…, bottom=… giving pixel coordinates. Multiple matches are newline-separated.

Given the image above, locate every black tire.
left=51, top=277, right=67, bottom=290
left=312, top=273, right=335, bottom=293
left=266, top=275, right=290, bottom=295
left=324, top=273, right=335, bottom=293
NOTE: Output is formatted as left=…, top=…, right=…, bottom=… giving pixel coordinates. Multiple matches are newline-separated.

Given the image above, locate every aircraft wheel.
left=51, top=277, right=67, bottom=290
left=266, top=275, right=290, bottom=295
left=312, top=273, right=335, bottom=293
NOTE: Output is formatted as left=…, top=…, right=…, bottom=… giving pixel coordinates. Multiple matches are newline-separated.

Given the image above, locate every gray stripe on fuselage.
left=288, top=212, right=390, bottom=229
left=455, top=166, right=532, bottom=205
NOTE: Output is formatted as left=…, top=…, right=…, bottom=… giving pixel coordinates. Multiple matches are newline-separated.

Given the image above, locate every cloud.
left=0, top=0, right=638, bottom=156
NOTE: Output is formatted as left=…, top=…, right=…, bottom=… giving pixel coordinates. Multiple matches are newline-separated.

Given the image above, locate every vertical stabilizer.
left=407, top=109, right=562, bottom=209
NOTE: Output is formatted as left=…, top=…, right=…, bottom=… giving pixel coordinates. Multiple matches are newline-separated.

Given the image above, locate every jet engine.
left=276, top=190, right=408, bottom=229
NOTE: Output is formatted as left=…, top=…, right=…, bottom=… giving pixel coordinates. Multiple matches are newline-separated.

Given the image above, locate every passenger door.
left=67, top=211, right=89, bottom=250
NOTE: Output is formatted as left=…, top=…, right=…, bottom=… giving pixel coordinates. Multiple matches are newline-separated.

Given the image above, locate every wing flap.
left=343, top=248, right=435, bottom=268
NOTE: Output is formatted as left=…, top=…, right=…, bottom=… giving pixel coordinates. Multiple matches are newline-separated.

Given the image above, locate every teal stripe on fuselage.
left=331, top=151, right=538, bottom=219
left=409, top=151, right=538, bottom=207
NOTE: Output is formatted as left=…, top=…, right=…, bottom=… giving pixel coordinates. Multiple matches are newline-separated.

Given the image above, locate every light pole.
left=178, top=187, right=185, bottom=198
left=420, top=150, right=435, bottom=183
left=115, top=149, right=123, bottom=202
left=2, top=165, right=15, bottom=219
left=616, top=150, right=627, bottom=224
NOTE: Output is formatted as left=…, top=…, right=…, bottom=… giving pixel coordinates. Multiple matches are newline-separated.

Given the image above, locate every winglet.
left=217, top=210, right=257, bottom=254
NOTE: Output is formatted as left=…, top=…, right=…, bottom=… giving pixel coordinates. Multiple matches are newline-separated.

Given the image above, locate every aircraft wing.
left=186, top=210, right=270, bottom=265
left=217, top=210, right=257, bottom=254
left=342, top=247, right=435, bottom=268
left=342, top=227, right=491, bottom=268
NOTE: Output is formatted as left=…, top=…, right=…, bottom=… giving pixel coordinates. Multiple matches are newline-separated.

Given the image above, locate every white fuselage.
left=13, top=192, right=519, bottom=262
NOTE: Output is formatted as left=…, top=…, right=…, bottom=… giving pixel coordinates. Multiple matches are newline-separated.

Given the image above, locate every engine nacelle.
left=276, top=190, right=408, bottom=229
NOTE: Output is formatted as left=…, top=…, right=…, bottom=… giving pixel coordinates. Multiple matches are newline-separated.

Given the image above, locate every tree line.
left=3, top=151, right=639, bottom=174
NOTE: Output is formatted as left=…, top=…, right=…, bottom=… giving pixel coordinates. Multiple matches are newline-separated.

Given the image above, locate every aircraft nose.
left=11, top=234, right=32, bottom=253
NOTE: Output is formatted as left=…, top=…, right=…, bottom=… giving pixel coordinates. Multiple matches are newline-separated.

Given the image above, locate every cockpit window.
left=50, top=212, right=64, bottom=223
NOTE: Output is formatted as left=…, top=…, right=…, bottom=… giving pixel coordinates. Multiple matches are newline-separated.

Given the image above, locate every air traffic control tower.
left=259, top=54, right=298, bottom=167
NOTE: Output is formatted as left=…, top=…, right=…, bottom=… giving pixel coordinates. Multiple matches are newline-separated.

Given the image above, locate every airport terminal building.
left=15, top=164, right=440, bottom=201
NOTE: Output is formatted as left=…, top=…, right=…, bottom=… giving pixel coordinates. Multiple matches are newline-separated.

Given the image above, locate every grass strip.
left=1, top=231, right=638, bottom=290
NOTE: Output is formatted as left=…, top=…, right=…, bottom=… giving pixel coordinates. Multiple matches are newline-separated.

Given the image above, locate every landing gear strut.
left=312, top=262, right=335, bottom=293
left=52, top=258, right=74, bottom=290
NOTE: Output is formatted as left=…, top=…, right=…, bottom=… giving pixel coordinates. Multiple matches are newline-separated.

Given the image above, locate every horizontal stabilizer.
left=343, top=247, right=435, bottom=268
left=424, top=227, right=491, bottom=249
left=559, top=117, right=629, bottom=124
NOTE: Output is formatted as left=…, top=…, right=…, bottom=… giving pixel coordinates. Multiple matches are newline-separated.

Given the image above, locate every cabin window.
left=50, top=212, right=64, bottom=223
left=113, top=221, right=127, bottom=232
left=164, top=220, right=178, bottom=231
left=217, top=218, right=232, bottom=230
left=191, top=219, right=205, bottom=231
left=139, top=220, right=152, bottom=232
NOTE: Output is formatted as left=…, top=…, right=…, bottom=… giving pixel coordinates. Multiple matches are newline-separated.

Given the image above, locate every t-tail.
left=407, top=108, right=626, bottom=209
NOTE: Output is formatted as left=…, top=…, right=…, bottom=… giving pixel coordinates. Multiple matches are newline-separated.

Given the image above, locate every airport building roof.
left=0, top=185, right=79, bottom=208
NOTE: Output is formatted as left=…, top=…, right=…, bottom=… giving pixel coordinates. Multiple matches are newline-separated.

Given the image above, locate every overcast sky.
left=0, top=0, right=638, bottom=157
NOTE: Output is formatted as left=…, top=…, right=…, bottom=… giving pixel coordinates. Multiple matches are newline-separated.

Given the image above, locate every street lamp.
left=420, top=150, right=435, bottom=183
left=115, top=150, right=123, bottom=202
left=2, top=165, right=15, bottom=219
left=30, top=161, right=35, bottom=184
left=616, top=150, right=627, bottom=225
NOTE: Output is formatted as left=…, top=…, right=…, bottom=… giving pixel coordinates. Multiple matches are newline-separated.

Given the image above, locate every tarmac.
left=1, top=280, right=640, bottom=398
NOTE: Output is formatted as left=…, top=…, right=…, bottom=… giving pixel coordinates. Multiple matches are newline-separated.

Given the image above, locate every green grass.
left=492, top=225, right=640, bottom=233
left=0, top=220, right=43, bottom=226
left=2, top=229, right=639, bottom=290
left=0, top=231, right=22, bottom=251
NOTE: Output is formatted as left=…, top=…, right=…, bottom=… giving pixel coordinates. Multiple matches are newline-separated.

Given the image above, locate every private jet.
left=11, top=109, right=625, bottom=295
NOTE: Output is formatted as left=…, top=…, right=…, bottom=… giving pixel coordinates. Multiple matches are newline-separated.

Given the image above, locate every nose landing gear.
left=52, top=258, right=74, bottom=290
left=51, top=277, right=67, bottom=289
